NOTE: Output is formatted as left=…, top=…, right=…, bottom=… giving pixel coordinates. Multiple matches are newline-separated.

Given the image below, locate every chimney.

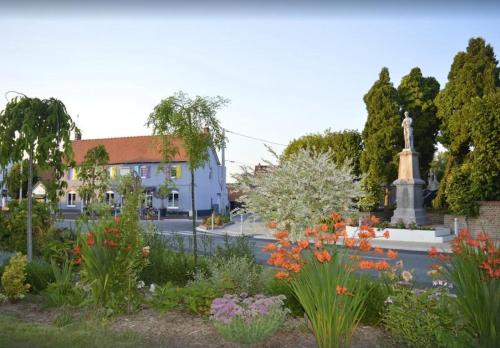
left=74, top=129, right=82, bottom=140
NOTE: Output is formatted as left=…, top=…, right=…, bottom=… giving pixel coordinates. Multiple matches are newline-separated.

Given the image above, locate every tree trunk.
left=190, top=167, right=197, bottom=267
left=27, top=152, right=33, bottom=261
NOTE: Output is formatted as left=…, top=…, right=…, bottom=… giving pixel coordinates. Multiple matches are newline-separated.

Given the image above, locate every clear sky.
left=1, top=3, right=499, bottom=181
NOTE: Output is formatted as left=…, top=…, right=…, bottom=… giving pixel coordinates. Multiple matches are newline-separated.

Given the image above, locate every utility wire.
left=224, top=128, right=287, bottom=147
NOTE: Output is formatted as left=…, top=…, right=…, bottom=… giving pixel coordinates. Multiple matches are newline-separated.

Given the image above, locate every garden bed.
left=0, top=300, right=394, bottom=348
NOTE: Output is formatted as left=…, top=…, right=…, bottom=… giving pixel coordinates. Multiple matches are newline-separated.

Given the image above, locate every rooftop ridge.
left=72, top=134, right=170, bottom=142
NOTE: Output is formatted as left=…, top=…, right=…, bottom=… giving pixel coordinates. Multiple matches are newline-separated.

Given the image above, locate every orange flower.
left=430, top=263, right=441, bottom=270
left=279, top=239, right=291, bottom=247
left=314, top=250, right=331, bottom=263
left=438, top=253, right=450, bottom=261
left=320, top=224, right=329, bottom=232
left=334, top=222, right=346, bottom=231
left=74, top=257, right=81, bottom=265
left=262, top=243, right=277, bottom=252
left=344, top=238, right=355, bottom=248
left=291, top=246, right=302, bottom=254
left=359, top=260, right=374, bottom=270
left=305, top=227, right=313, bottom=236
left=428, top=246, right=438, bottom=258
left=267, top=222, right=277, bottom=229
left=387, top=249, right=398, bottom=259
left=288, top=263, right=301, bottom=273
left=370, top=215, right=379, bottom=224
left=330, top=212, right=341, bottom=222
left=383, top=230, right=390, bottom=239
left=336, top=285, right=348, bottom=295
left=457, top=229, right=471, bottom=240
left=104, top=227, right=120, bottom=236
left=315, top=241, right=322, bottom=249
left=466, top=239, right=480, bottom=248
left=104, top=239, right=118, bottom=248
left=374, top=247, right=384, bottom=254
left=73, top=244, right=81, bottom=255
left=274, top=230, right=289, bottom=239
left=86, top=232, right=95, bottom=247
left=298, top=240, right=310, bottom=249
left=275, top=271, right=289, bottom=279
left=359, top=240, right=372, bottom=252
left=374, top=260, right=390, bottom=271
left=477, top=232, right=490, bottom=242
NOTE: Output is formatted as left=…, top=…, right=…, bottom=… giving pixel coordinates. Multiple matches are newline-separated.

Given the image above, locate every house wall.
left=60, top=148, right=228, bottom=215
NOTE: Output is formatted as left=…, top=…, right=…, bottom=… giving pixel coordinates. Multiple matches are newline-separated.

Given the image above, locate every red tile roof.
left=72, top=135, right=188, bottom=165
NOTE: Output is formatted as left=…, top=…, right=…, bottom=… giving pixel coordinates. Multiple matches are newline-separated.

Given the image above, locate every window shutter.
left=176, top=165, right=182, bottom=179
left=146, top=165, right=151, bottom=178
left=74, top=168, right=78, bottom=179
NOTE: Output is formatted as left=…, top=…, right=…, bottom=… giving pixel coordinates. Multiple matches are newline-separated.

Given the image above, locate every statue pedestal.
left=391, top=150, right=427, bottom=225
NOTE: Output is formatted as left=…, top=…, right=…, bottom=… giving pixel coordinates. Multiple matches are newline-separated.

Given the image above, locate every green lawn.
left=0, top=314, right=157, bottom=348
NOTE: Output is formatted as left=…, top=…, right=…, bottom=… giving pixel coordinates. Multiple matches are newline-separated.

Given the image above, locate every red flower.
left=274, top=231, right=289, bottom=239
left=86, top=232, right=95, bottom=247
left=344, top=238, right=355, bottom=248
left=298, top=240, right=310, bottom=249
left=74, top=257, right=81, bottom=265
left=262, top=243, right=277, bottom=252
left=387, top=249, right=398, bottom=259
left=267, top=222, right=277, bottom=229
left=314, top=250, right=331, bottom=263
left=383, top=230, right=390, bottom=239
left=374, top=247, right=384, bottom=254
left=104, top=239, right=118, bottom=248
left=428, top=246, right=438, bottom=258
left=359, top=240, right=371, bottom=252
left=275, top=271, right=289, bottom=279
left=336, top=285, right=348, bottom=295
left=359, top=260, right=374, bottom=270
left=320, top=224, right=329, bottom=232
left=73, top=244, right=81, bottom=255
left=374, top=260, right=390, bottom=271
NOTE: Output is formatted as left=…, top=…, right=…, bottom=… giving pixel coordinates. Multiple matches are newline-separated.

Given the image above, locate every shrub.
left=210, top=294, right=289, bottom=344
left=194, top=255, right=263, bottom=295
left=429, top=230, right=500, bottom=347
left=213, top=234, right=255, bottom=262
left=263, top=270, right=304, bottom=317
left=140, top=231, right=206, bottom=286
left=151, top=281, right=221, bottom=315
left=359, top=277, right=389, bottom=325
left=41, top=259, right=84, bottom=307
left=383, top=288, right=472, bottom=348
left=1, top=253, right=30, bottom=301
left=78, top=189, right=148, bottom=313
left=26, top=258, right=55, bottom=293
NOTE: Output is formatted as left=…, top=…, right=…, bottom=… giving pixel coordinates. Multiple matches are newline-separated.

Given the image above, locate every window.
left=67, top=191, right=76, bottom=207
left=67, top=168, right=74, bottom=180
left=167, top=190, right=179, bottom=209
left=120, top=167, right=130, bottom=176
left=169, top=165, right=178, bottom=179
left=140, top=165, right=149, bottom=179
left=105, top=191, right=115, bottom=205
left=145, top=191, right=153, bottom=208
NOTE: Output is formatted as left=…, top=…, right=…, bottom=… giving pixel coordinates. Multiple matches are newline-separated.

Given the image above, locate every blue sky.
left=1, top=12, right=499, bottom=180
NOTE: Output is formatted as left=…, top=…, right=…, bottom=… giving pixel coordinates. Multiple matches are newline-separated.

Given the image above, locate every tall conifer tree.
left=397, top=67, right=440, bottom=181
left=360, top=67, right=401, bottom=211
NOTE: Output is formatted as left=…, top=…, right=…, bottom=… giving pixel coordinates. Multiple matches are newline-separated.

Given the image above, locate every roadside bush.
left=213, top=234, right=255, bottom=262
left=0, top=200, right=54, bottom=255
left=26, top=258, right=55, bottom=293
left=41, top=260, right=84, bottom=307
left=151, top=281, right=221, bottom=315
left=383, top=288, right=472, bottom=348
left=1, top=253, right=30, bottom=301
left=359, top=277, right=390, bottom=325
left=194, top=255, right=263, bottom=295
left=210, top=294, right=289, bottom=344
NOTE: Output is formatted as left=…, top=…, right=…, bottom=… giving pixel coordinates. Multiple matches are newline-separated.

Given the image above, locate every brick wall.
left=427, top=212, right=444, bottom=225
left=444, top=201, right=500, bottom=241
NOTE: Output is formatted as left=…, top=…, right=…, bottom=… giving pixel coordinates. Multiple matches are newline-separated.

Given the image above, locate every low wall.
left=444, top=201, right=500, bottom=241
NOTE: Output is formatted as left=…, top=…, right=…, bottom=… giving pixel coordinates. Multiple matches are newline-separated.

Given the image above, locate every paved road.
left=56, top=218, right=436, bottom=287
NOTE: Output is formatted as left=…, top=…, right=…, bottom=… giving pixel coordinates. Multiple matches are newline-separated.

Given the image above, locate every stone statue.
left=402, top=111, right=414, bottom=150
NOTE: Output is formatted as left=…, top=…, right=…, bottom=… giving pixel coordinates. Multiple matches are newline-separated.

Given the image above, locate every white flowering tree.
left=233, top=148, right=362, bottom=240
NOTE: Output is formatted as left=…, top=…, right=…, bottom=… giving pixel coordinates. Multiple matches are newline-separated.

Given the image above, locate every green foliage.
left=289, top=249, right=369, bottom=348
left=444, top=163, right=479, bottom=216
left=360, top=67, right=402, bottom=210
left=383, top=288, right=472, bottom=348
left=77, top=145, right=110, bottom=207
left=263, top=270, right=304, bottom=317
left=1, top=252, right=30, bottom=301
left=0, top=200, right=54, bottom=255
left=2, top=160, right=38, bottom=199
left=194, top=255, right=263, bottom=295
left=213, top=305, right=288, bottom=344
left=78, top=187, right=147, bottom=313
left=441, top=238, right=500, bottom=347
left=434, top=37, right=500, bottom=211
left=146, top=91, right=228, bottom=265
left=25, top=258, right=55, bottom=293
left=213, top=233, right=255, bottom=262
left=41, top=260, right=84, bottom=307
left=151, top=281, right=221, bottom=315
left=359, top=277, right=389, bottom=325
left=283, top=129, right=363, bottom=176
left=397, top=67, right=441, bottom=180
left=140, top=231, right=204, bottom=286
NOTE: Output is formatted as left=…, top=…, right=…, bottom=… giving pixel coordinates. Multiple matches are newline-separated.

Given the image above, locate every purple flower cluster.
left=210, top=293, right=286, bottom=324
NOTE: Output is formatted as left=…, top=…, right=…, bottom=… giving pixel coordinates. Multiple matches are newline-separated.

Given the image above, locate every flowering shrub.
left=76, top=190, right=148, bottom=313
left=428, top=230, right=499, bottom=347
left=264, top=213, right=394, bottom=348
left=210, top=294, right=289, bottom=344
left=0, top=253, right=30, bottom=301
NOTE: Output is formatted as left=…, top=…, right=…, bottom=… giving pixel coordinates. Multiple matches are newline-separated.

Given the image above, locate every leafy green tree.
left=283, top=129, right=362, bottom=176
left=434, top=37, right=500, bottom=213
left=397, top=67, right=440, bottom=180
left=2, top=160, right=38, bottom=199
left=77, top=145, right=110, bottom=207
left=0, top=96, right=77, bottom=261
left=360, top=67, right=402, bottom=211
left=146, top=91, right=228, bottom=265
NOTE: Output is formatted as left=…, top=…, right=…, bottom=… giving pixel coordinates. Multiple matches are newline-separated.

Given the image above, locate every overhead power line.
left=224, top=128, right=287, bottom=147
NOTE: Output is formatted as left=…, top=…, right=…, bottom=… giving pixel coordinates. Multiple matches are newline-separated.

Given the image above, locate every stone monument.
left=391, top=112, right=427, bottom=225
